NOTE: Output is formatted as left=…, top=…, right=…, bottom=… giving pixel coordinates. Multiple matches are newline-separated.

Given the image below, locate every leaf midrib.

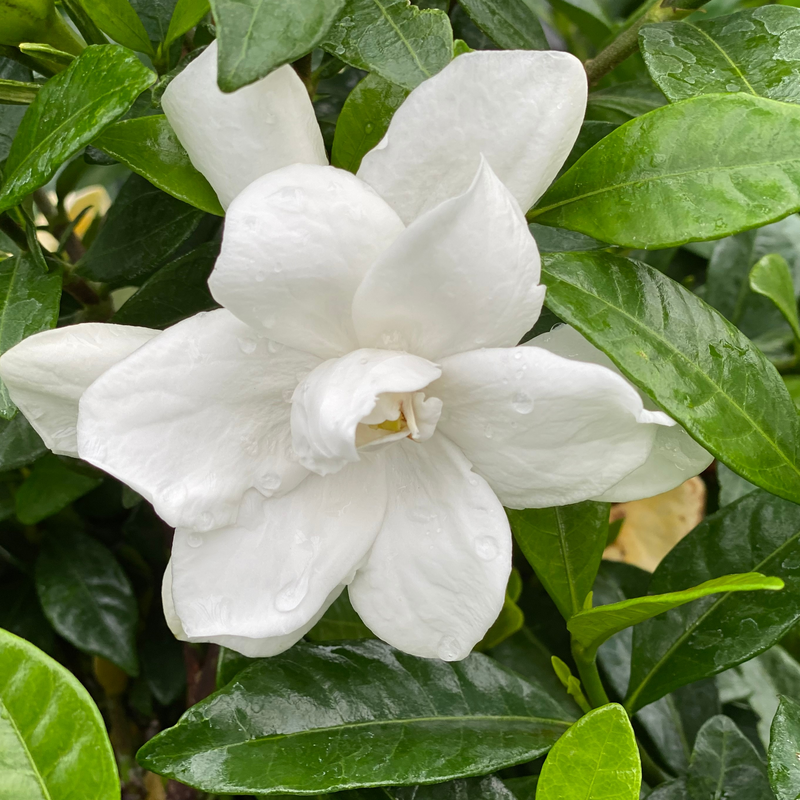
left=0, top=693, right=52, bottom=800
left=371, top=0, right=431, bottom=78
left=685, top=22, right=757, bottom=96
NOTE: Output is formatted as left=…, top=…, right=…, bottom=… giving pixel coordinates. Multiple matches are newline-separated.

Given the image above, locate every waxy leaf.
left=211, top=0, right=345, bottom=92
left=568, top=572, right=783, bottom=659
left=306, top=591, right=373, bottom=642
left=769, top=696, right=800, bottom=800
left=36, top=529, right=139, bottom=676
left=0, top=413, right=45, bottom=470
left=625, top=491, right=800, bottom=714
left=537, top=704, right=640, bottom=800
left=165, top=0, right=210, bottom=45
left=507, top=501, right=609, bottom=620
left=0, top=46, right=155, bottom=213
left=0, top=629, right=119, bottom=800
left=749, top=253, right=800, bottom=342
left=457, top=0, right=547, bottom=50
left=93, top=114, right=224, bottom=215
left=0, top=60, right=31, bottom=161
left=138, top=640, right=574, bottom=794
left=322, top=0, right=454, bottom=90
left=541, top=251, right=800, bottom=505
left=585, top=79, right=666, bottom=123
left=640, top=7, right=800, bottom=104
left=77, top=0, right=155, bottom=54
left=340, top=776, right=519, bottom=800
left=531, top=94, right=800, bottom=249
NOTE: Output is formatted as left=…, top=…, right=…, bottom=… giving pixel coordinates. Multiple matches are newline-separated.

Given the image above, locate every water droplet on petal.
left=437, top=635, right=461, bottom=661
left=282, top=388, right=294, bottom=403
left=187, top=532, right=204, bottom=548
left=513, top=350, right=523, bottom=360
left=511, top=392, right=533, bottom=414
left=275, top=572, right=310, bottom=612
left=238, top=337, right=257, bottom=354
left=475, top=536, right=499, bottom=561
left=484, top=424, right=493, bottom=439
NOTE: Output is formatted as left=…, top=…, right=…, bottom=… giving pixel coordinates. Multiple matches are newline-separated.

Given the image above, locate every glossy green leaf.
left=640, top=7, right=800, bottom=104
left=503, top=776, right=539, bottom=800
left=78, top=173, right=205, bottom=285
left=717, top=462, right=758, bottom=507
left=531, top=94, right=800, bottom=249
left=569, top=573, right=783, bottom=659
left=322, top=0, right=453, bottom=90
left=0, top=628, right=119, bottom=800
left=210, top=0, right=345, bottom=92
left=0, top=59, right=31, bottom=160
left=625, top=490, right=800, bottom=714
left=15, top=455, right=102, bottom=524
left=0, top=252, right=61, bottom=419
left=457, top=0, right=547, bottom=50
left=537, top=704, right=641, bottom=800
left=36, top=529, right=139, bottom=676
left=540, top=251, right=800, bottom=505
left=339, top=775, right=519, bottom=800
left=331, top=72, right=408, bottom=173
left=165, top=0, right=209, bottom=45
left=584, top=79, right=666, bottom=123
left=0, top=46, right=155, bottom=214
left=750, top=253, right=800, bottom=342
left=130, top=0, right=180, bottom=44
left=0, top=574, right=55, bottom=655
left=769, top=695, right=800, bottom=800
left=687, top=716, right=772, bottom=800
left=140, top=606, right=186, bottom=706
left=17, top=43, right=75, bottom=72
left=0, top=78, right=39, bottom=105
left=0, top=404, right=45, bottom=468
left=215, top=646, right=255, bottom=688
left=786, top=375, right=800, bottom=409
left=478, top=594, right=525, bottom=652
left=550, top=0, right=612, bottom=46
left=646, top=780, right=688, bottom=799
left=508, top=502, right=611, bottom=620
left=77, top=0, right=154, bottom=54
left=306, top=590, right=373, bottom=642
left=138, top=640, right=573, bottom=794
left=93, top=115, right=224, bottom=215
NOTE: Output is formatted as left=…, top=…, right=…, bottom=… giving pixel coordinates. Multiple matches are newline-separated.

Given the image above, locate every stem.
left=572, top=645, right=611, bottom=708
left=639, top=741, right=669, bottom=787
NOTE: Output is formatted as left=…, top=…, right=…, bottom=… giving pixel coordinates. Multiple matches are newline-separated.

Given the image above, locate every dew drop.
left=262, top=314, right=276, bottom=329
left=267, top=340, right=280, bottom=354
left=511, top=392, right=534, bottom=414
left=187, top=532, right=204, bottom=548
left=484, top=424, right=493, bottom=439
left=238, top=337, right=257, bottom=354
left=255, top=271, right=266, bottom=282
left=475, top=536, right=499, bottom=561
left=257, top=471, right=282, bottom=494
left=275, top=573, right=310, bottom=612
left=282, top=388, right=294, bottom=403
left=437, top=635, right=461, bottom=661
left=513, top=350, right=523, bottom=360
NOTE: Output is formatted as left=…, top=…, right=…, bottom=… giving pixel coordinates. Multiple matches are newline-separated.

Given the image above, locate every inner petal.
left=356, top=391, right=442, bottom=450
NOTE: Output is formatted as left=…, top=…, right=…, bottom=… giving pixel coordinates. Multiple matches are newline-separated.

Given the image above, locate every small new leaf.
left=749, top=253, right=800, bottom=344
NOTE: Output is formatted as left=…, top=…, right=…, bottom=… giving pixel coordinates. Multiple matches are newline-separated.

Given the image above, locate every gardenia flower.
left=0, top=43, right=712, bottom=661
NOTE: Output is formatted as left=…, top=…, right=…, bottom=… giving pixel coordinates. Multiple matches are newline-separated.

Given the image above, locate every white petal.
left=162, top=41, right=327, bottom=209
left=78, top=309, right=319, bottom=531
left=531, top=325, right=714, bottom=501
left=291, top=348, right=441, bottom=476
left=170, top=457, right=387, bottom=641
left=0, top=324, right=157, bottom=457
left=357, top=50, right=587, bottom=224
left=349, top=433, right=511, bottom=661
left=209, top=165, right=404, bottom=359
left=431, top=346, right=674, bottom=509
left=162, top=560, right=343, bottom=658
left=352, top=159, right=544, bottom=360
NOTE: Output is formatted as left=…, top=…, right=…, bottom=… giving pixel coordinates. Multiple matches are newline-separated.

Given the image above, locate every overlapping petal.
left=169, top=457, right=387, bottom=642
left=357, top=50, right=587, bottom=224
left=531, top=325, right=714, bottom=501
left=162, top=41, right=327, bottom=209
left=430, top=346, right=675, bottom=508
left=0, top=323, right=157, bottom=457
left=352, top=159, right=544, bottom=360
left=78, top=309, right=319, bottom=531
left=349, top=433, right=511, bottom=660
left=209, top=165, right=405, bottom=358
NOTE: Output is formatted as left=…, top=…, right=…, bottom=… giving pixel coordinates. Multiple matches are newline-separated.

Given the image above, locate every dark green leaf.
left=640, top=7, right=800, bottom=104
left=549, top=0, right=612, bottom=46
left=540, top=251, right=800, bottom=505
left=165, top=0, right=210, bottom=45
left=331, top=73, right=408, bottom=173
left=478, top=593, right=525, bottom=651
left=717, top=463, right=758, bottom=507
left=626, top=491, right=800, bottom=713
left=0, top=628, right=119, bottom=799
left=537, top=704, right=641, bottom=800
left=531, top=94, right=800, bottom=249
left=322, top=0, right=454, bottom=90
left=78, top=173, right=205, bottom=285
left=508, top=502, right=610, bottom=620
left=77, top=0, right=155, bottom=54
left=0, top=58, right=32, bottom=161
left=211, top=0, right=346, bottom=91
left=140, top=606, right=186, bottom=706
left=584, top=79, right=666, bottom=123
left=559, top=120, right=617, bottom=176
left=528, top=223, right=605, bottom=253
left=646, top=780, right=688, bottom=799
left=503, top=776, right=539, bottom=800
left=339, top=775, right=519, bottom=800
left=0, top=574, right=56, bottom=655
left=306, top=590, right=373, bottom=642
left=93, top=114, right=224, bottom=215
left=130, top=0, right=179, bottom=44
left=749, top=254, right=800, bottom=342
left=138, top=640, right=573, bottom=794
left=35, top=529, right=139, bottom=675
left=457, top=0, right=547, bottom=50
left=0, top=45, right=155, bottom=213
left=769, top=695, right=800, bottom=800
left=0, top=78, right=39, bottom=105
left=0, top=413, right=46, bottom=470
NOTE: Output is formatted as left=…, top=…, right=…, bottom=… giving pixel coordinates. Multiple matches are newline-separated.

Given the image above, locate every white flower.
left=0, top=44, right=712, bottom=661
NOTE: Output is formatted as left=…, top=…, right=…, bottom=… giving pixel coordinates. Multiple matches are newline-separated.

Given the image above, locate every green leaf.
left=0, top=628, right=119, bottom=800
left=568, top=572, right=783, bottom=659
left=717, top=462, right=758, bottom=507
left=93, top=114, right=224, bottom=215
left=140, top=606, right=186, bottom=706
left=78, top=173, right=205, bottom=285
left=0, top=45, right=155, bottom=214
left=138, top=640, right=573, bottom=794
left=322, top=0, right=454, bottom=90
left=456, top=0, right=548, bottom=50
left=750, top=253, right=800, bottom=342
left=112, top=241, right=218, bottom=328
left=35, top=529, right=139, bottom=675
left=0, top=78, right=39, bottom=105
left=537, top=704, right=641, bottom=800
left=769, top=696, right=800, bottom=800
left=584, top=79, right=666, bottom=123
left=530, top=94, right=800, bottom=249
left=17, top=43, right=75, bottom=72
left=686, top=716, right=772, bottom=800
left=640, top=7, right=800, bottom=104
left=15, top=455, right=102, bottom=524
left=625, top=490, right=800, bottom=714
left=540, top=251, right=800, bottom=505
left=0, top=412, right=45, bottom=470
left=787, top=375, right=800, bottom=409
left=507, top=502, right=610, bottom=620
left=130, top=0, right=180, bottom=44
left=331, top=72, right=408, bottom=173
left=0, top=252, right=61, bottom=419
left=646, top=780, right=688, bottom=799
left=0, top=59, right=31, bottom=160
left=215, top=646, right=255, bottom=688
left=478, top=593, right=525, bottom=651
left=306, top=590, right=373, bottom=642
left=165, top=0, right=210, bottom=45
left=549, top=0, right=612, bottom=46
left=339, top=775, right=520, bottom=800
left=77, top=0, right=155, bottom=54
left=0, top=574, right=56, bottom=655
left=211, top=0, right=346, bottom=92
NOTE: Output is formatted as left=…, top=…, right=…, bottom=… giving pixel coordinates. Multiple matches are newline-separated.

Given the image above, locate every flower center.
left=355, top=391, right=440, bottom=449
